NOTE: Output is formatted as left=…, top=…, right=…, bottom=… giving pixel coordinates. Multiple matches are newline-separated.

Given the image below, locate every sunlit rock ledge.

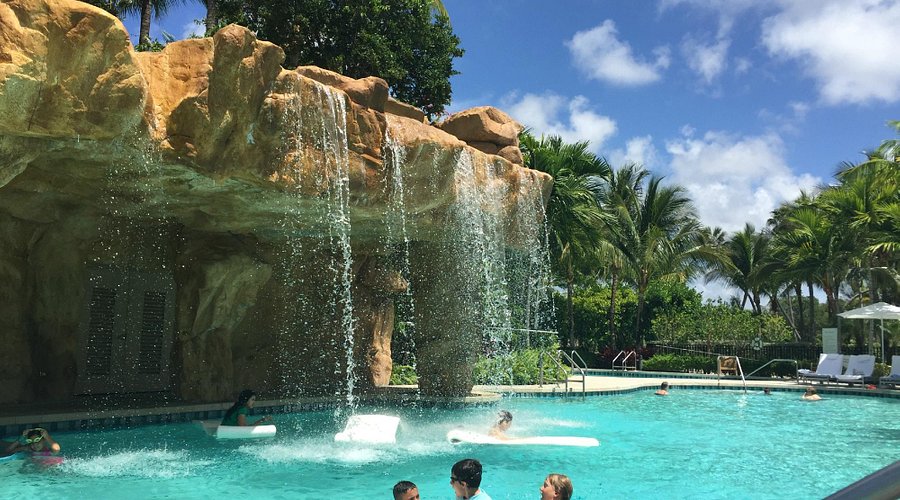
left=0, top=0, right=552, bottom=404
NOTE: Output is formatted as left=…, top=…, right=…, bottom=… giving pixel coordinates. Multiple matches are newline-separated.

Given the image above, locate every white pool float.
left=334, top=415, right=401, bottom=444
left=194, top=420, right=277, bottom=440
left=446, top=429, right=599, bottom=447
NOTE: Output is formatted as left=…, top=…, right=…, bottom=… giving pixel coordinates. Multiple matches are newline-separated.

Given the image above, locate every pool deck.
left=2, top=373, right=897, bottom=437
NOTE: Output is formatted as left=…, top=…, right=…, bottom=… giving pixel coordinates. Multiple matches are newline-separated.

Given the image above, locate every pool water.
left=1, top=389, right=898, bottom=499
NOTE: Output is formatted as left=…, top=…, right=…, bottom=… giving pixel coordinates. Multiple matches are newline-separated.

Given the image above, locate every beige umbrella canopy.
left=838, top=302, right=900, bottom=361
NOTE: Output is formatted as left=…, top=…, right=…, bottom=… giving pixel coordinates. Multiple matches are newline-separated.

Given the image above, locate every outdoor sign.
left=822, top=327, right=839, bottom=353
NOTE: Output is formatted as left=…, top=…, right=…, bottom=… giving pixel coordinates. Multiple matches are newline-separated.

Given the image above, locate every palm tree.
left=520, top=132, right=611, bottom=347
left=705, top=223, right=771, bottom=314
left=601, top=167, right=705, bottom=346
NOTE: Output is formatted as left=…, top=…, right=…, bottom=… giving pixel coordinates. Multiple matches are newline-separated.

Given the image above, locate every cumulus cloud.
left=566, top=20, right=670, bottom=86
left=608, top=135, right=659, bottom=169
left=665, top=130, right=820, bottom=232
left=682, top=37, right=730, bottom=84
left=761, top=0, right=900, bottom=104
left=504, top=93, right=617, bottom=153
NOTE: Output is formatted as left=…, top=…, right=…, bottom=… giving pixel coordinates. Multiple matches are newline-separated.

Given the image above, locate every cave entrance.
left=75, top=265, right=176, bottom=395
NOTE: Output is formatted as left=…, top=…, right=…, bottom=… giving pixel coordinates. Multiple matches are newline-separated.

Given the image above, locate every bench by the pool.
left=879, top=355, right=900, bottom=389
left=799, top=353, right=844, bottom=384
left=834, top=355, right=875, bottom=386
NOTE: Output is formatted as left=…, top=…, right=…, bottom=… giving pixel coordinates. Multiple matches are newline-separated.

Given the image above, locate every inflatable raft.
left=195, top=420, right=277, bottom=440
left=446, top=429, right=599, bottom=447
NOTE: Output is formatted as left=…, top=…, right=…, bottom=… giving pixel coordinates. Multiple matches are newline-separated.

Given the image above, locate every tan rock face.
left=0, top=0, right=146, bottom=140
left=0, top=0, right=552, bottom=404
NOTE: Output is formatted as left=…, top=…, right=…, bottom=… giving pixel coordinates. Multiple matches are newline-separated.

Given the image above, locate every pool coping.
left=1, top=375, right=897, bottom=438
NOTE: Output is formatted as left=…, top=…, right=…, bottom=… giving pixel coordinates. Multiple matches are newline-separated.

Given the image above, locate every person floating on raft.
left=221, top=389, right=273, bottom=426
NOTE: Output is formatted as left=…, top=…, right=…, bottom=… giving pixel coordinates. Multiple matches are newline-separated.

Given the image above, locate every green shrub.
left=389, top=364, right=418, bottom=385
left=642, top=354, right=716, bottom=374
left=473, top=349, right=569, bottom=385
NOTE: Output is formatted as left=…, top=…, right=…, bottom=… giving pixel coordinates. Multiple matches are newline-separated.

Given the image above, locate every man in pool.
left=451, top=458, right=492, bottom=500
left=393, top=480, right=419, bottom=500
left=655, top=381, right=669, bottom=396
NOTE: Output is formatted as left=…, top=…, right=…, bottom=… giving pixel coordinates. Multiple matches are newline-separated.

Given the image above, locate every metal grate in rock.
left=138, top=290, right=166, bottom=374
left=86, top=286, right=116, bottom=376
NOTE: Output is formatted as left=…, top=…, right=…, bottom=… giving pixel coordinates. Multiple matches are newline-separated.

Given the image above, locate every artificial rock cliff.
left=0, top=0, right=551, bottom=404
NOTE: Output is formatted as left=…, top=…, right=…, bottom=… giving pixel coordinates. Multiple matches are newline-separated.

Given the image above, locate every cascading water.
left=450, top=149, right=513, bottom=359
left=278, top=80, right=358, bottom=409
left=382, top=129, right=417, bottom=367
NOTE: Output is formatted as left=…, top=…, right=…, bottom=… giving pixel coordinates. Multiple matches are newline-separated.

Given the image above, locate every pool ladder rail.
left=612, top=350, right=638, bottom=371
left=538, top=350, right=587, bottom=397
left=716, top=355, right=747, bottom=393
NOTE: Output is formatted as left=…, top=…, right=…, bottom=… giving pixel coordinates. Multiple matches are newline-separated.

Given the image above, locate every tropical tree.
left=705, top=223, right=771, bottom=314
left=214, top=0, right=463, bottom=117
left=520, top=132, right=611, bottom=347
left=84, top=0, right=183, bottom=48
left=599, top=166, right=707, bottom=346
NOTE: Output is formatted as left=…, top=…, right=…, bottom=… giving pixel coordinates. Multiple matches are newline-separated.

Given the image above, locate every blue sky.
left=124, top=1, right=899, bottom=298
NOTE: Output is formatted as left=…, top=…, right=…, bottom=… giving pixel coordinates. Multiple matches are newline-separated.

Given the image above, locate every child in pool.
left=221, top=389, right=273, bottom=426
left=3, top=427, right=60, bottom=456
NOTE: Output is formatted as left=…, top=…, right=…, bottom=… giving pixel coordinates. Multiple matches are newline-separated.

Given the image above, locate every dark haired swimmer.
left=488, top=410, right=513, bottom=439
left=3, top=427, right=60, bottom=456
left=221, top=389, right=273, bottom=426
left=655, top=381, right=669, bottom=396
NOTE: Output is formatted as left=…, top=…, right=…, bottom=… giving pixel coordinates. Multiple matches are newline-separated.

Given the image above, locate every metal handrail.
left=716, top=355, right=747, bottom=393
left=538, top=350, right=571, bottom=393
left=612, top=350, right=637, bottom=371
left=570, top=350, right=588, bottom=371
left=745, top=358, right=799, bottom=380
left=559, top=350, right=586, bottom=397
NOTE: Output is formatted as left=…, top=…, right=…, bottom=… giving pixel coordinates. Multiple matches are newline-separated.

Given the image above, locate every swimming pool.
left=1, top=389, right=897, bottom=499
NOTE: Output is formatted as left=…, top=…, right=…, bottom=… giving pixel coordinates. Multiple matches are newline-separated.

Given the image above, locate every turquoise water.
left=1, top=389, right=898, bottom=499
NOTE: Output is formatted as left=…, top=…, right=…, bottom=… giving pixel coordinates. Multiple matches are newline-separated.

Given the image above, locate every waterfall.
left=382, top=129, right=417, bottom=367
left=278, top=81, right=357, bottom=408
left=450, top=149, right=513, bottom=356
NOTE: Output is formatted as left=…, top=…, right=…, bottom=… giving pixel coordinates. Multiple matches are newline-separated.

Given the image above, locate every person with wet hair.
left=655, top=381, right=669, bottom=396
left=451, top=458, right=491, bottom=500
left=2, top=427, right=60, bottom=456
left=221, top=389, right=273, bottom=426
left=801, top=387, right=822, bottom=401
left=393, top=480, right=419, bottom=500
left=540, top=473, right=573, bottom=500
left=488, top=410, right=513, bottom=439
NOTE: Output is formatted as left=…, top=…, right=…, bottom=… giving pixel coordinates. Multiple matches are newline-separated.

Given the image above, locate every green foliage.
left=389, top=364, right=418, bottom=385
left=641, top=354, right=716, bottom=373
left=473, top=349, right=568, bottom=385
left=651, top=299, right=793, bottom=345
left=215, top=0, right=463, bottom=118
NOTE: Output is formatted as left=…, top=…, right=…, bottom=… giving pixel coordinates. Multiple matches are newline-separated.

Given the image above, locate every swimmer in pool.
left=655, top=381, right=669, bottom=396
left=488, top=410, right=513, bottom=440
left=2, top=427, right=60, bottom=456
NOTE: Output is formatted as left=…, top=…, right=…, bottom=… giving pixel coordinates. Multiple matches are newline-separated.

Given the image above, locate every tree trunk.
left=794, top=283, right=805, bottom=341
left=139, top=0, right=152, bottom=47
left=205, top=0, right=219, bottom=35
left=609, top=272, right=617, bottom=350
left=807, top=281, right=816, bottom=341
left=566, top=259, right=575, bottom=349
left=635, top=277, right=647, bottom=347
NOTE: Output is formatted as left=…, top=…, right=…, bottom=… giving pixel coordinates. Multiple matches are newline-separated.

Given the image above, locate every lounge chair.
left=798, top=353, right=844, bottom=384
left=834, top=355, right=875, bottom=386
left=879, top=355, right=900, bottom=388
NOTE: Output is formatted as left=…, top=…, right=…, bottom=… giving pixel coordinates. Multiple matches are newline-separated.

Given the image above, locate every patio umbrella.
left=838, top=302, right=900, bottom=361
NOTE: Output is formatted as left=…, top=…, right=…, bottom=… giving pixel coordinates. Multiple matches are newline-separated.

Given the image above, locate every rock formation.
left=0, top=0, right=551, bottom=404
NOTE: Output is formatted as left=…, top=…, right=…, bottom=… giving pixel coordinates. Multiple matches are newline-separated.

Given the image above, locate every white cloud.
left=682, top=37, right=730, bottom=84
left=665, top=130, right=820, bottom=232
left=609, top=135, right=659, bottom=169
left=181, top=21, right=205, bottom=40
left=566, top=20, right=670, bottom=86
left=734, top=57, right=752, bottom=74
left=761, top=0, right=900, bottom=104
left=504, top=93, right=617, bottom=153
